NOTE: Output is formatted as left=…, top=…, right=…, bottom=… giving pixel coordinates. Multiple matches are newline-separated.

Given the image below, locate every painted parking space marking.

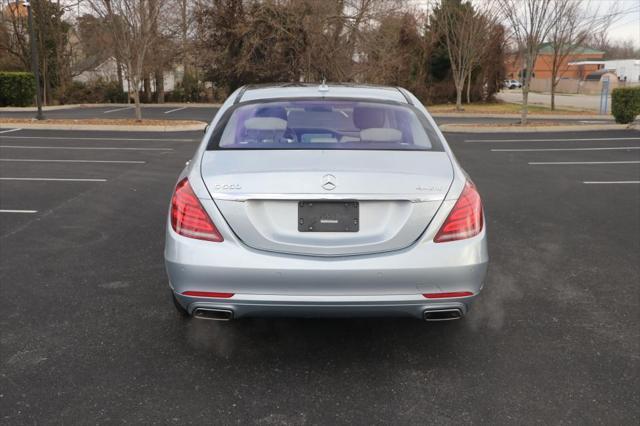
left=0, top=209, right=38, bottom=213
left=0, top=128, right=22, bottom=134
left=0, top=136, right=196, bottom=142
left=164, top=107, right=187, bottom=114
left=492, top=147, right=640, bottom=152
left=0, top=159, right=146, bottom=164
left=529, top=161, right=640, bottom=165
left=0, top=145, right=173, bottom=151
left=0, top=177, right=107, bottom=182
left=466, top=137, right=640, bottom=143
left=103, top=106, right=134, bottom=114
left=583, top=181, right=640, bottom=185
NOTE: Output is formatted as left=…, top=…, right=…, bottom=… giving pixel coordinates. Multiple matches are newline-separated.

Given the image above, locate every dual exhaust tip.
left=192, top=307, right=463, bottom=322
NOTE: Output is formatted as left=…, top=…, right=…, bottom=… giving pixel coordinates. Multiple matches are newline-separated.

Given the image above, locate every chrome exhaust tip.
left=192, top=308, right=233, bottom=321
left=423, top=308, right=463, bottom=321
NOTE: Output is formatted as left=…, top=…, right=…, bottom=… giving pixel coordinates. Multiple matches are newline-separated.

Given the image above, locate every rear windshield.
left=207, top=99, right=442, bottom=151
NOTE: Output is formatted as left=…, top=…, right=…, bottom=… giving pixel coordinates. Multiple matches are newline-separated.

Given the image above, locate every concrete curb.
left=0, top=103, right=222, bottom=112
left=440, top=123, right=631, bottom=133
left=0, top=104, right=82, bottom=112
left=430, top=112, right=612, bottom=120
left=0, top=122, right=207, bottom=132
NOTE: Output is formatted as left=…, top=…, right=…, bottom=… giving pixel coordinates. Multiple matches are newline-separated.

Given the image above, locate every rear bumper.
left=165, top=217, right=488, bottom=319
left=175, top=292, right=474, bottom=320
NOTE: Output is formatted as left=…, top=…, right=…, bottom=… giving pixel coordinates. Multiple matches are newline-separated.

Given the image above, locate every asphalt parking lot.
left=0, top=127, right=638, bottom=423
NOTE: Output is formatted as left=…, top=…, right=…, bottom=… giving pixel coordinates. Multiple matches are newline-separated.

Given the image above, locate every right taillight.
left=171, top=178, right=223, bottom=242
left=434, top=180, right=483, bottom=243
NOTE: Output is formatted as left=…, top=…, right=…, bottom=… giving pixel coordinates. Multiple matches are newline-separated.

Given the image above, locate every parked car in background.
left=504, top=79, right=522, bottom=89
left=165, top=83, right=488, bottom=322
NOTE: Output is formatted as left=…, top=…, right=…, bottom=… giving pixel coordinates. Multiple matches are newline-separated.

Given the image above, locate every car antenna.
left=318, top=77, right=329, bottom=93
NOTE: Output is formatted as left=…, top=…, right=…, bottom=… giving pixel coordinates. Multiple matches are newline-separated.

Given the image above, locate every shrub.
left=611, top=87, right=640, bottom=124
left=0, top=72, right=36, bottom=107
left=60, top=79, right=126, bottom=104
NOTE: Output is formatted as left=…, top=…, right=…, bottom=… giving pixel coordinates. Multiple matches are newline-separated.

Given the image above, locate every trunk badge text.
left=214, top=184, right=242, bottom=190
left=322, top=174, right=336, bottom=191
left=416, top=185, right=444, bottom=192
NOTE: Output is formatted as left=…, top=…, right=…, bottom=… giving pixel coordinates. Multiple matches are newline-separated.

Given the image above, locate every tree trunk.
left=455, top=79, right=463, bottom=111
left=128, top=61, right=142, bottom=121
left=521, top=53, right=535, bottom=125
left=116, top=58, right=124, bottom=100
left=181, top=0, right=188, bottom=74
left=143, top=77, right=151, bottom=103
left=41, top=59, right=47, bottom=106
left=521, top=87, right=529, bottom=125
left=155, top=69, right=164, bottom=103
left=551, top=82, right=556, bottom=111
left=132, top=87, right=142, bottom=121
left=466, top=70, right=472, bottom=104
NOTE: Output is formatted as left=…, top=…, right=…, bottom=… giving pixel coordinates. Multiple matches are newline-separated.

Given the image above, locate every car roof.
left=237, top=83, right=410, bottom=104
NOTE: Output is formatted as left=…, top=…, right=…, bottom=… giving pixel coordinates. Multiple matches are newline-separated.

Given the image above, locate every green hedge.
left=611, top=86, right=640, bottom=124
left=0, top=72, right=36, bottom=107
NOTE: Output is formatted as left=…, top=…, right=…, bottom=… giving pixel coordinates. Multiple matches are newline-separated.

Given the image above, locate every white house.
left=73, top=57, right=182, bottom=92
left=73, top=57, right=120, bottom=84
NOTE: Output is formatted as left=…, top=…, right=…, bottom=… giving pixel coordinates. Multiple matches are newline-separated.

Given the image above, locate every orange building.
left=2, top=2, right=28, bottom=18
left=505, top=43, right=605, bottom=80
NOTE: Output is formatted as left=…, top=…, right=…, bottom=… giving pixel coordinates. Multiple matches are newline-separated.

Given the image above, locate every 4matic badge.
left=214, top=184, right=242, bottom=190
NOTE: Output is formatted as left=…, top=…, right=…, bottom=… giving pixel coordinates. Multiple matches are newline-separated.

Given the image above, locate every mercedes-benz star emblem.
left=322, top=174, right=336, bottom=191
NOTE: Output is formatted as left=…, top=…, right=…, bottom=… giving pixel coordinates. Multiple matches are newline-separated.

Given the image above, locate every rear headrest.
left=353, top=106, right=386, bottom=129
left=244, top=117, right=287, bottom=131
left=255, top=106, right=287, bottom=121
left=360, top=128, right=402, bottom=142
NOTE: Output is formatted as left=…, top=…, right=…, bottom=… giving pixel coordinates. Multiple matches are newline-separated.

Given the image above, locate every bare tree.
left=548, top=2, right=588, bottom=111
left=88, top=0, right=164, bottom=120
left=548, top=1, right=621, bottom=110
left=497, top=0, right=568, bottom=124
left=433, top=0, right=499, bottom=111
left=0, top=1, right=31, bottom=70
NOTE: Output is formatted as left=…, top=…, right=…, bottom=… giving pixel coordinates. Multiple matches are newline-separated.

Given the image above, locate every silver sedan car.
left=165, top=83, right=488, bottom=322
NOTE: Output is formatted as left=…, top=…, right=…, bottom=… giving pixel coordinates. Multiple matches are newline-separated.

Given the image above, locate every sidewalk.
left=497, top=90, right=610, bottom=113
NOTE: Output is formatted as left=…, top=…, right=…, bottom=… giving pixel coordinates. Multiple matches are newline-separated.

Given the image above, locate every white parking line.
left=103, top=106, right=134, bottom=114
left=466, top=137, right=640, bottom=143
left=0, top=136, right=195, bottom=142
left=164, top=107, right=187, bottom=114
left=492, top=147, right=640, bottom=152
left=0, top=177, right=107, bottom=182
left=529, top=161, right=640, bottom=165
left=583, top=181, right=640, bottom=184
left=0, top=128, right=22, bottom=134
left=0, top=159, right=145, bottom=164
left=0, top=209, right=38, bottom=213
left=0, top=145, right=173, bottom=151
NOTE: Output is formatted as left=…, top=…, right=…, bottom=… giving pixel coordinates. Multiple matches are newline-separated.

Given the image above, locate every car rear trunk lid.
left=201, top=150, right=453, bottom=256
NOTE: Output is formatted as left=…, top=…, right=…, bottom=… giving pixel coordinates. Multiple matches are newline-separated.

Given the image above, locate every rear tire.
left=171, top=291, right=190, bottom=318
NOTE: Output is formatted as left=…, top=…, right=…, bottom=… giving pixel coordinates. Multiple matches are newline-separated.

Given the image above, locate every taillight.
left=434, top=180, right=483, bottom=243
left=171, top=178, right=223, bottom=242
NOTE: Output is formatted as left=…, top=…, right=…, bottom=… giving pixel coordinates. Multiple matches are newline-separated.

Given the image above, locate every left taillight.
left=170, top=178, right=223, bottom=242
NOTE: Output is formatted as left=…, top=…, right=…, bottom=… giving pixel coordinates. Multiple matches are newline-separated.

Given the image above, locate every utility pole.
left=21, top=0, right=44, bottom=120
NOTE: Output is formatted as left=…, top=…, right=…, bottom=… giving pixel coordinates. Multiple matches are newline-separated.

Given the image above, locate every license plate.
left=298, top=201, right=359, bottom=232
